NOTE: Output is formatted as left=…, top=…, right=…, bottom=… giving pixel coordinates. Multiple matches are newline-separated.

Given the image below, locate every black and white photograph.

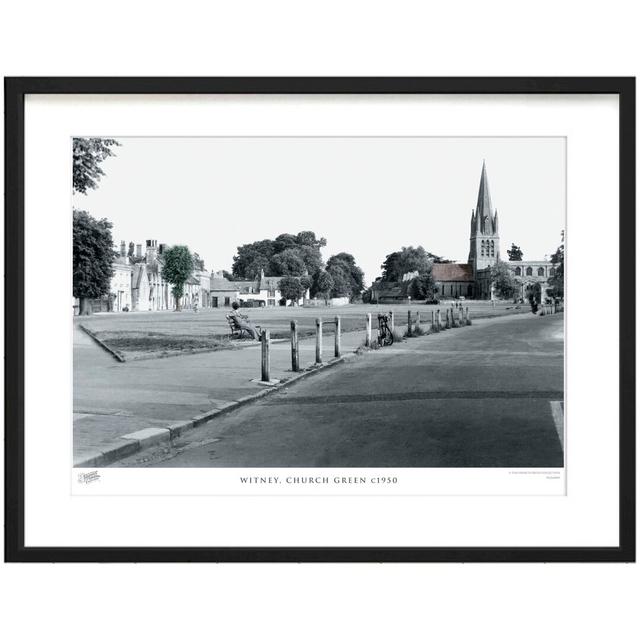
left=72, top=136, right=566, bottom=477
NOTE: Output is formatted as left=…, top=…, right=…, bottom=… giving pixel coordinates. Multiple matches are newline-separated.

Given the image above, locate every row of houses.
left=81, top=240, right=312, bottom=314
left=210, top=269, right=312, bottom=308
left=104, top=240, right=210, bottom=313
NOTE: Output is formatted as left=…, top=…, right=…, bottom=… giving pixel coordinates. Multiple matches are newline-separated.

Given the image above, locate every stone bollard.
left=366, top=313, right=372, bottom=347
left=389, top=310, right=395, bottom=332
left=334, top=316, right=341, bottom=358
left=315, top=318, right=323, bottom=364
left=458, top=308, right=464, bottom=326
left=436, top=309, right=441, bottom=331
left=290, top=320, right=299, bottom=372
left=445, top=308, right=451, bottom=329
left=416, top=311, right=421, bottom=333
left=465, top=306, right=470, bottom=325
left=261, top=329, right=271, bottom=382
left=431, top=310, right=436, bottom=333
left=407, top=310, right=413, bottom=337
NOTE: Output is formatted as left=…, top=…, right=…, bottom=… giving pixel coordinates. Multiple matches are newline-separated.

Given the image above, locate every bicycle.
left=377, top=313, right=394, bottom=347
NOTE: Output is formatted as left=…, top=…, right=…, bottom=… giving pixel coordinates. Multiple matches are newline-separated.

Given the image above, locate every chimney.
left=136, top=244, right=142, bottom=258
left=120, top=241, right=126, bottom=257
left=159, top=243, right=166, bottom=255
left=146, top=239, right=157, bottom=262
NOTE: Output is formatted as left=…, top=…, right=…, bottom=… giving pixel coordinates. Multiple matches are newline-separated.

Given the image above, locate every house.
left=210, top=272, right=240, bottom=308
left=110, top=245, right=133, bottom=311
left=210, top=269, right=309, bottom=307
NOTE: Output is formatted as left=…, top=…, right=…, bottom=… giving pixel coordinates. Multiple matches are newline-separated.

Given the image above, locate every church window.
left=526, top=267, right=533, bottom=276
left=537, top=267, right=545, bottom=276
left=490, top=240, right=495, bottom=256
left=515, top=267, right=521, bottom=276
left=480, top=240, right=485, bottom=256
left=550, top=267, right=555, bottom=276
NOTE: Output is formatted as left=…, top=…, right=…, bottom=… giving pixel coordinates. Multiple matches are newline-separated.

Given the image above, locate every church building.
left=432, top=161, right=553, bottom=300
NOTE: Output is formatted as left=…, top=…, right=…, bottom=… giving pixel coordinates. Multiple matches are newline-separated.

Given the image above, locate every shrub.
left=392, top=328, right=405, bottom=343
left=413, top=323, right=427, bottom=336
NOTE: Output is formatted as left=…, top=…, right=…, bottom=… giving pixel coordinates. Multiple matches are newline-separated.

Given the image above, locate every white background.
left=29, top=95, right=605, bottom=545
left=1, top=1, right=638, bottom=639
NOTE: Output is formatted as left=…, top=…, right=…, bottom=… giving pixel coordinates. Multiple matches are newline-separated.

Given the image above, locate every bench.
left=226, top=314, right=249, bottom=339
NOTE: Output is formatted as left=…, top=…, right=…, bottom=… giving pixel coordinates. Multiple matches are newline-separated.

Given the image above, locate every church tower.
left=468, top=160, right=500, bottom=272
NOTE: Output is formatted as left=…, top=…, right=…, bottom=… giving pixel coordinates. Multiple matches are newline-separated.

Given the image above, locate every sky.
left=73, top=137, right=566, bottom=285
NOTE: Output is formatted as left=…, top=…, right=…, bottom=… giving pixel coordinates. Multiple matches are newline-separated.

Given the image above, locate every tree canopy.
left=73, top=138, right=120, bottom=194
left=407, top=273, right=436, bottom=300
left=192, top=252, right=205, bottom=271
left=548, top=231, right=564, bottom=298
left=278, top=276, right=306, bottom=304
left=507, top=244, right=523, bottom=261
left=326, top=253, right=365, bottom=300
left=161, top=245, right=194, bottom=310
left=380, top=246, right=444, bottom=282
left=73, top=210, right=115, bottom=312
left=311, top=270, right=334, bottom=303
left=490, top=260, right=518, bottom=300
left=269, top=248, right=307, bottom=276
left=232, top=231, right=326, bottom=279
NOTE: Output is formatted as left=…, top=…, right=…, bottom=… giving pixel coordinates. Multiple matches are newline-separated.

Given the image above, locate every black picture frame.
left=4, top=77, right=635, bottom=563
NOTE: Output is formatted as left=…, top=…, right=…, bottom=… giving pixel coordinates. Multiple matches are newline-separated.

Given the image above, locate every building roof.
left=476, top=160, right=493, bottom=219
left=432, top=263, right=475, bottom=282
left=259, top=275, right=283, bottom=291
left=210, top=277, right=239, bottom=292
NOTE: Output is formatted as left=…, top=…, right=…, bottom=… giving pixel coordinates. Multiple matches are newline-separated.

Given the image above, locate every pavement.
left=73, top=318, right=378, bottom=466
left=110, top=311, right=565, bottom=468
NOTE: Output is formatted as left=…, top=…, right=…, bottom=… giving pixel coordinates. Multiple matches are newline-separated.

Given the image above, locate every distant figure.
left=230, top=301, right=260, bottom=340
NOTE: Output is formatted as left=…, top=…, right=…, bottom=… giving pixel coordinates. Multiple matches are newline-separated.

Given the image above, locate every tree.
left=507, top=244, right=523, bottom=261
left=73, top=138, right=120, bottom=194
left=73, top=210, right=115, bottom=315
left=295, top=230, right=326, bottom=250
left=278, top=276, right=305, bottom=305
left=295, top=244, right=324, bottom=274
left=548, top=231, right=565, bottom=298
left=407, top=273, right=435, bottom=300
left=161, top=245, right=194, bottom=311
left=222, top=270, right=237, bottom=281
left=269, top=248, right=307, bottom=276
left=326, top=253, right=365, bottom=300
left=231, top=231, right=326, bottom=279
left=326, top=263, right=351, bottom=297
left=380, top=246, right=438, bottom=281
left=232, top=239, right=276, bottom=279
left=299, top=274, right=312, bottom=291
left=192, top=252, right=205, bottom=271
left=311, top=270, right=334, bottom=303
left=490, top=260, right=518, bottom=299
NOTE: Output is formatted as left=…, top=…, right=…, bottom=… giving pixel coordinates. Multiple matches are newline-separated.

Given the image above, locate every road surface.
left=114, top=312, right=564, bottom=468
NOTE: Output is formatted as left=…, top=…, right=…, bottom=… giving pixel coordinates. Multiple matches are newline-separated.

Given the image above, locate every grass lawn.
left=78, top=301, right=531, bottom=360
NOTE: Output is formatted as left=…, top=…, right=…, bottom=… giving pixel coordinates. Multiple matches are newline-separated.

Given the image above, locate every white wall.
left=2, top=3, right=638, bottom=640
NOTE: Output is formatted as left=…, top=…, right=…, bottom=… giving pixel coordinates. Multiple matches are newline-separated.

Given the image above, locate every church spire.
left=475, top=160, right=494, bottom=226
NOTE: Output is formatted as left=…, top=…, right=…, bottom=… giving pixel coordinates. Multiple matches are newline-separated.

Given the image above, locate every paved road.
left=115, top=313, right=564, bottom=468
